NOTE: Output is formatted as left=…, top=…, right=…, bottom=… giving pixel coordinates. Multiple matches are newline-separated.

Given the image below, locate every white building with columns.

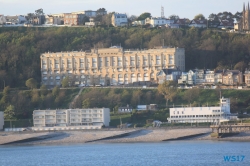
left=168, top=97, right=231, bottom=123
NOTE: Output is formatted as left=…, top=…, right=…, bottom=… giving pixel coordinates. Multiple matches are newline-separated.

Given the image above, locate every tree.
left=234, top=61, right=247, bottom=72
left=35, top=8, right=44, bottom=15
left=129, top=15, right=138, bottom=22
left=25, top=78, right=37, bottom=89
left=169, top=15, right=179, bottom=20
left=158, top=81, right=178, bottom=106
left=4, top=105, right=15, bottom=119
left=208, top=13, right=219, bottom=21
left=137, top=12, right=151, bottom=20
left=101, top=13, right=112, bottom=27
left=40, top=84, right=48, bottom=95
left=0, top=86, right=10, bottom=105
left=52, top=86, right=60, bottom=97
left=61, top=77, right=69, bottom=88
left=194, top=14, right=205, bottom=20
left=94, top=15, right=102, bottom=22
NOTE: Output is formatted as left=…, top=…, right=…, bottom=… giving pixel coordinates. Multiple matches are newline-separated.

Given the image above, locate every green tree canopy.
left=4, top=105, right=15, bottom=119
left=52, top=86, right=60, bottom=97
left=40, top=84, right=48, bottom=95
left=194, top=14, right=205, bottom=20
left=169, top=14, right=179, bottom=20
left=234, top=61, right=247, bottom=72
left=61, top=77, right=69, bottom=88
left=158, top=81, right=178, bottom=106
left=25, top=78, right=37, bottom=89
left=137, top=12, right=151, bottom=20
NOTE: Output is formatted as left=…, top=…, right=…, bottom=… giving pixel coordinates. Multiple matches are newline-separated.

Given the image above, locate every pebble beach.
left=1, top=128, right=250, bottom=145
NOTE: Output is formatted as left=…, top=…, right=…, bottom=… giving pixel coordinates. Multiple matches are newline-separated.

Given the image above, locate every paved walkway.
left=69, top=87, right=83, bottom=108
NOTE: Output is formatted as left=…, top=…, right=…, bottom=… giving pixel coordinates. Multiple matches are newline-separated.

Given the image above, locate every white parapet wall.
left=0, top=112, right=4, bottom=130
left=32, top=125, right=102, bottom=131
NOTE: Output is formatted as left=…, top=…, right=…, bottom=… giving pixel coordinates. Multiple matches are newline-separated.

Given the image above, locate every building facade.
left=45, top=15, right=63, bottom=25
left=222, top=70, right=243, bottom=85
left=112, top=13, right=128, bottom=27
left=189, top=19, right=207, bottom=28
left=40, top=47, right=185, bottom=86
left=118, top=106, right=133, bottom=113
left=244, top=70, right=250, bottom=86
left=168, top=98, right=231, bottom=123
left=145, top=17, right=174, bottom=28
left=0, top=15, right=6, bottom=25
left=33, top=108, right=110, bottom=128
left=5, top=15, right=27, bottom=25
left=64, top=13, right=85, bottom=25
left=157, top=68, right=182, bottom=84
left=178, top=69, right=242, bottom=86
left=235, top=2, right=250, bottom=31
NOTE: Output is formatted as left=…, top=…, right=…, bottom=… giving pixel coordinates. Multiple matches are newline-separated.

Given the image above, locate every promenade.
left=1, top=128, right=250, bottom=145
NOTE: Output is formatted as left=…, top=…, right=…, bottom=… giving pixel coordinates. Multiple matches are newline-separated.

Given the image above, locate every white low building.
left=0, top=15, right=6, bottom=25
left=33, top=108, right=110, bottom=129
left=112, top=13, right=128, bottom=27
left=0, top=112, right=4, bottom=130
left=168, top=97, right=231, bottom=124
left=145, top=17, right=174, bottom=28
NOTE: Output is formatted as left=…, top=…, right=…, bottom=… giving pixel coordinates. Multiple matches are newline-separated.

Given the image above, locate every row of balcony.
left=42, top=64, right=172, bottom=70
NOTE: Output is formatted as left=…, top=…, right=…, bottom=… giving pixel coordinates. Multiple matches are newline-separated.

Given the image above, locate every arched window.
left=144, top=73, right=149, bottom=81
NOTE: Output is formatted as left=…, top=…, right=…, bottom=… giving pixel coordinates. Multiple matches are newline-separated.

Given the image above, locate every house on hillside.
left=244, top=70, right=250, bottom=86
left=218, top=20, right=234, bottom=29
left=145, top=17, right=174, bottom=28
left=167, top=19, right=189, bottom=28
left=118, top=105, right=133, bottom=113
left=5, top=15, right=27, bottom=25
left=0, top=15, right=6, bottom=25
left=112, top=13, right=128, bottom=27
left=221, top=70, right=243, bottom=85
left=189, top=19, right=207, bottom=28
left=157, top=68, right=182, bottom=84
left=204, top=70, right=215, bottom=84
left=136, top=104, right=158, bottom=111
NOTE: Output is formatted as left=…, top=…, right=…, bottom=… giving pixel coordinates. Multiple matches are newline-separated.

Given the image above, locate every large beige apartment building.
left=40, top=46, right=185, bottom=86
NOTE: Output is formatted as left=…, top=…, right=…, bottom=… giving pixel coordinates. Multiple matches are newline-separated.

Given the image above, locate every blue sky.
left=0, top=0, right=247, bottom=19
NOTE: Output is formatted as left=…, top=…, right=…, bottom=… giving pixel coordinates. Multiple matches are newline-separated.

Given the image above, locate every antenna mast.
left=161, top=6, right=165, bottom=18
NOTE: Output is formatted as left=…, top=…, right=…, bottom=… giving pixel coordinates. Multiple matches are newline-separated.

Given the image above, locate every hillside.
left=1, top=87, right=250, bottom=120
left=0, top=27, right=250, bottom=88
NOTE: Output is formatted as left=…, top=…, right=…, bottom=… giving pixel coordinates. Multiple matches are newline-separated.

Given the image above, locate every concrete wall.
left=0, top=112, right=4, bottom=130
